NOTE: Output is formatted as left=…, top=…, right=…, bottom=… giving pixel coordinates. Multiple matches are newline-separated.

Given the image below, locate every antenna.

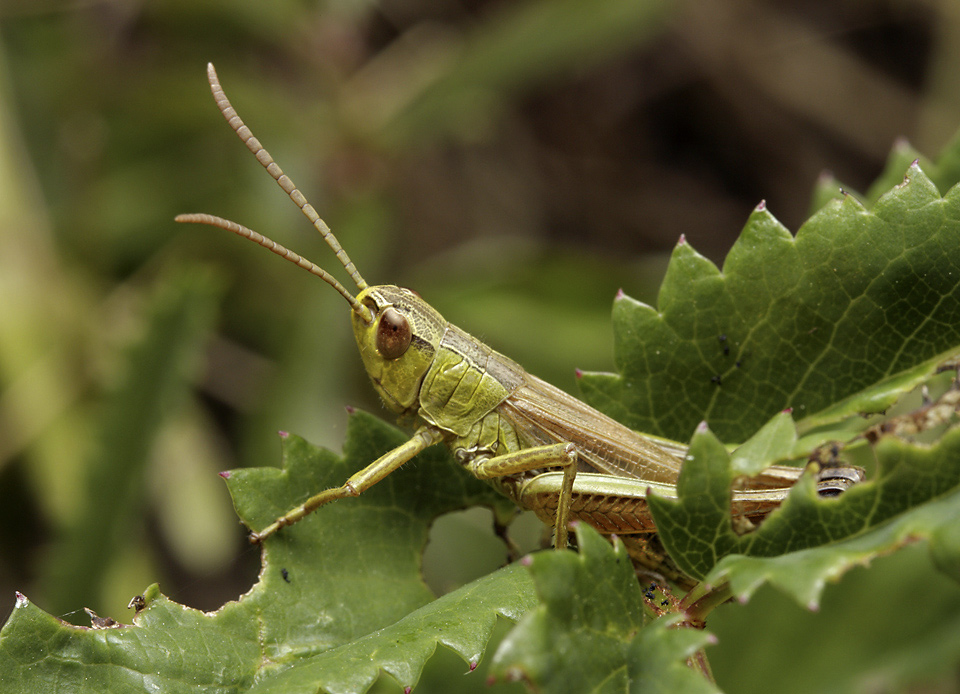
left=205, top=63, right=367, bottom=292
left=177, top=64, right=373, bottom=324
left=175, top=213, right=370, bottom=321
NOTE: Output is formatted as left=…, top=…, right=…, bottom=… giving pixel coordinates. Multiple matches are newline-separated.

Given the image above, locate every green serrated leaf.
left=490, top=524, right=718, bottom=694
left=0, top=414, right=533, bottom=694
left=580, top=162, right=960, bottom=445
left=796, top=356, right=952, bottom=434
left=728, top=410, right=797, bottom=476
left=0, top=586, right=260, bottom=692
left=808, top=171, right=847, bottom=216
left=710, top=481, right=960, bottom=610
left=246, top=564, right=533, bottom=694
left=650, top=421, right=960, bottom=605
left=864, top=138, right=928, bottom=203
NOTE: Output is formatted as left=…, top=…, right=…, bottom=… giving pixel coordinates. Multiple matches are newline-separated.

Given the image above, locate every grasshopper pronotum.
left=178, top=64, right=863, bottom=585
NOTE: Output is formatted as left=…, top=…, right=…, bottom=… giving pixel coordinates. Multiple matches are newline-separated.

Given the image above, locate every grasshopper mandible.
left=178, top=64, right=863, bottom=581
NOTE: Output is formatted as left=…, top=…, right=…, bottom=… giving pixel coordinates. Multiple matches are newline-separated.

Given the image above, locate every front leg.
left=467, top=443, right=578, bottom=549
left=250, top=425, right=445, bottom=543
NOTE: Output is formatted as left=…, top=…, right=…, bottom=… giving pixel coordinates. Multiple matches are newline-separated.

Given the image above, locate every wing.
left=498, top=372, right=685, bottom=484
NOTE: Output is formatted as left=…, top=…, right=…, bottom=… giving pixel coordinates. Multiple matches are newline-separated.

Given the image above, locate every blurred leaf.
left=39, top=268, right=221, bottom=616
left=354, top=0, right=673, bottom=148
left=707, top=541, right=960, bottom=694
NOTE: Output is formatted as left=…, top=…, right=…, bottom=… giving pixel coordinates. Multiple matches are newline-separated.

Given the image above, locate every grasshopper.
left=178, top=64, right=863, bottom=583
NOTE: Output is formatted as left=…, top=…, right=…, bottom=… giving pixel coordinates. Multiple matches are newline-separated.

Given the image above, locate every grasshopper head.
left=176, top=65, right=448, bottom=417
left=353, top=285, right=445, bottom=415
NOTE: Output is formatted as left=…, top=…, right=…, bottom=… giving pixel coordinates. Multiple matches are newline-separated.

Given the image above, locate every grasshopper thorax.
left=353, top=285, right=447, bottom=415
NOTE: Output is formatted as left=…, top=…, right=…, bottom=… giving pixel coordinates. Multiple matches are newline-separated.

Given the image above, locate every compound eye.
left=376, top=308, right=412, bottom=359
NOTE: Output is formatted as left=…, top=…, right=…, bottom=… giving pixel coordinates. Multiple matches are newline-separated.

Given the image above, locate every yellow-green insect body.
left=178, top=64, right=864, bottom=584
left=352, top=285, right=526, bottom=474
left=419, top=325, right=521, bottom=438
left=353, top=283, right=562, bottom=508
left=349, top=278, right=535, bottom=458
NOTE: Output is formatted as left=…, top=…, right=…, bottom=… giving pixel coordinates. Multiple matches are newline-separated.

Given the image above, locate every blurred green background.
left=2, top=0, right=960, bottom=691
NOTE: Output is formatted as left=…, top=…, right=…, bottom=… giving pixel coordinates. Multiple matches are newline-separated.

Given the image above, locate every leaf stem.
left=679, top=578, right=734, bottom=625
